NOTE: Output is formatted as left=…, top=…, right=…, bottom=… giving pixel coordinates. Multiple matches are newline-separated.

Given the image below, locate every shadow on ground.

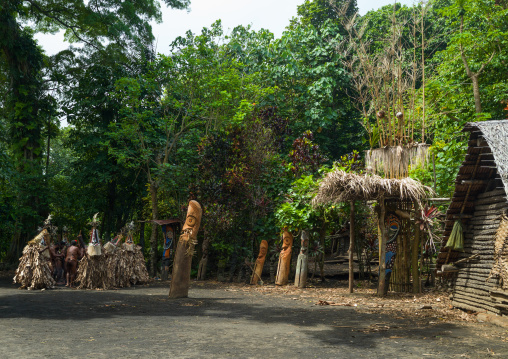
left=0, top=276, right=505, bottom=358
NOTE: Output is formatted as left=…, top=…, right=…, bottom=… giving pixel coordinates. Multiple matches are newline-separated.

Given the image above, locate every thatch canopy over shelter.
left=436, top=120, right=508, bottom=317
left=313, top=170, right=432, bottom=296
left=312, top=170, right=433, bottom=206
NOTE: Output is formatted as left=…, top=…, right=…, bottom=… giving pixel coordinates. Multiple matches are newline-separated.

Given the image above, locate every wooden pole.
left=295, top=231, right=309, bottom=288
left=378, top=196, right=387, bottom=295
left=169, top=200, right=202, bottom=299
left=349, top=201, right=355, bottom=293
left=412, top=216, right=421, bottom=293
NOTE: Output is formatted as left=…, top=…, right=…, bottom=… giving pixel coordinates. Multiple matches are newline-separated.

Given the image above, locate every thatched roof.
left=312, top=170, right=433, bottom=206
left=467, top=120, right=508, bottom=196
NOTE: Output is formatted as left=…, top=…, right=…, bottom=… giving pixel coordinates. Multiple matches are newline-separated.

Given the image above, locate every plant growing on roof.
left=415, top=204, right=441, bottom=253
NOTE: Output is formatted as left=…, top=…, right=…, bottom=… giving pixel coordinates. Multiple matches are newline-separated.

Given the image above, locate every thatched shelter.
left=313, top=171, right=431, bottom=206
left=314, top=171, right=433, bottom=295
left=436, top=120, right=508, bottom=317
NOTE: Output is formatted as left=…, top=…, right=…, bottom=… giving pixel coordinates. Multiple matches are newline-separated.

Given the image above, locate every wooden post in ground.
left=169, top=200, right=202, bottom=299
left=349, top=201, right=355, bottom=293
left=275, top=229, right=293, bottom=286
left=251, top=240, right=268, bottom=285
left=412, top=217, right=421, bottom=293
left=295, top=231, right=309, bottom=288
left=197, top=228, right=210, bottom=280
left=378, top=196, right=387, bottom=296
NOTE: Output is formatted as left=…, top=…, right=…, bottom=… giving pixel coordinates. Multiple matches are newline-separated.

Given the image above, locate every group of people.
left=42, top=233, right=85, bottom=287
left=14, top=214, right=151, bottom=290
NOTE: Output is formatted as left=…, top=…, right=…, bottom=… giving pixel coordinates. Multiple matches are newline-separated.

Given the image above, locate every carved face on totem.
left=182, top=200, right=202, bottom=240
left=258, top=240, right=268, bottom=259
left=164, top=230, right=173, bottom=248
left=282, top=230, right=293, bottom=251
left=300, top=231, right=309, bottom=255
left=386, top=213, right=400, bottom=244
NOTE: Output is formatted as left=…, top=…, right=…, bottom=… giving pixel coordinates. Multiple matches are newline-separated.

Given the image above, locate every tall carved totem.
left=275, top=230, right=293, bottom=286
left=294, top=230, right=309, bottom=288
left=169, top=200, right=202, bottom=298
left=250, top=240, right=268, bottom=285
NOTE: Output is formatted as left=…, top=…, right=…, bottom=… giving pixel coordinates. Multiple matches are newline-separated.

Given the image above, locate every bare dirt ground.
left=0, top=271, right=507, bottom=359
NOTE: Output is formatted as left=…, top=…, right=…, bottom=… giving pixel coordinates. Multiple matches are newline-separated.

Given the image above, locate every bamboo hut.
left=313, top=171, right=432, bottom=294
left=436, top=120, right=508, bottom=316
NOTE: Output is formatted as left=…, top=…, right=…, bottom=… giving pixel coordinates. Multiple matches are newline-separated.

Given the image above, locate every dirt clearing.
left=0, top=274, right=506, bottom=359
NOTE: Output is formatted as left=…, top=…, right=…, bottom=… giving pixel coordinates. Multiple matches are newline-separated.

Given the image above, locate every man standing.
left=65, top=240, right=84, bottom=287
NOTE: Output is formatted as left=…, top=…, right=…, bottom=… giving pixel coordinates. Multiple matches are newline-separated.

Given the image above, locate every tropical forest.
left=1, top=0, right=508, bottom=356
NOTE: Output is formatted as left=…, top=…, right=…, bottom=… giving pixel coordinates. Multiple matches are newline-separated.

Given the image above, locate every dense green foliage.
left=1, top=0, right=507, bottom=277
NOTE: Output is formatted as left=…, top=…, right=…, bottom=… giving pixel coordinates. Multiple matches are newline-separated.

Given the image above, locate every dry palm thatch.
left=13, top=244, right=56, bottom=290
left=365, top=144, right=430, bottom=179
left=76, top=254, right=109, bottom=290
left=470, top=121, right=508, bottom=196
left=131, top=245, right=149, bottom=284
left=28, top=228, right=48, bottom=246
left=487, top=214, right=508, bottom=289
left=105, top=246, right=148, bottom=288
left=312, top=170, right=433, bottom=207
left=106, top=248, right=134, bottom=288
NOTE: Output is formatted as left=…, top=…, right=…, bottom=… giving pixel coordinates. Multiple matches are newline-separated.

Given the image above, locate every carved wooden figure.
left=250, top=240, right=268, bottom=285
left=275, top=230, right=293, bottom=286
left=169, top=200, right=202, bottom=298
left=294, top=230, right=309, bottom=288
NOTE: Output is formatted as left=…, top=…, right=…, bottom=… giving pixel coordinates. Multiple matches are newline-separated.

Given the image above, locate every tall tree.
left=0, top=0, right=190, bottom=257
left=437, top=0, right=508, bottom=115
left=109, top=22, right=272, bottom=275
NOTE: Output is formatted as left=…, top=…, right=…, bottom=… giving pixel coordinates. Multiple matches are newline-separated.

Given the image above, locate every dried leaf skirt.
left=76, top=245, right=149, bottom=290
left=76, top=254, right=109, bottom=290
left=105, top=246, right=149, bottom=288
left=131, top=246, right=149, bottom=284
left=13, top=244, right=56, bottom=290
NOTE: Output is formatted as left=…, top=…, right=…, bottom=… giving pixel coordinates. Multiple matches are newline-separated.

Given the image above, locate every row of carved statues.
left=250, top=229, right=310, bottom=288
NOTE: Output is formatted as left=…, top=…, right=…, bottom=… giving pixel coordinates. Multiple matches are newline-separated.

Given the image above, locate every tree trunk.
left=349, top=201, right=355, bottom=293
left=46, top=118, right=51, bottom=175
left=197, top=229, right=210, bottom=280
left=378, top=198, right=387, bottom=295
left=104, top=179, right=117, bottom=241
left=459, top=13, right=492, bottom=116
left=471, top=75, right=482, bottom=114
left=139, top=221, right=145, bottom=252
left=412, top=219, right=421, bottom=294
left=149, top=181, right=159, bottom=277
left=2, top=11, right=46, bottom=262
